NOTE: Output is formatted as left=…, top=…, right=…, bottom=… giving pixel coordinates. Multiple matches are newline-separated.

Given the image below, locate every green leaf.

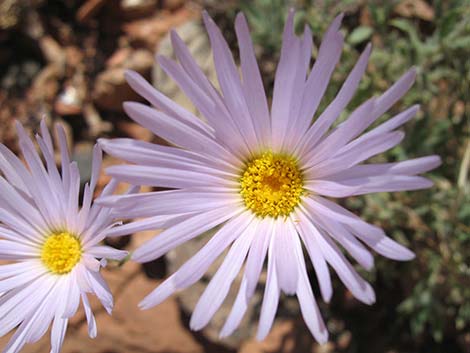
left=348, top=26, right=373, bottom=45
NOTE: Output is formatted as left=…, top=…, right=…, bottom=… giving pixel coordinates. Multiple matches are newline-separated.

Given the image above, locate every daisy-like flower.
left=99, top=11, right=441, bottom=342
left=0, top=121, right=129, bottom=353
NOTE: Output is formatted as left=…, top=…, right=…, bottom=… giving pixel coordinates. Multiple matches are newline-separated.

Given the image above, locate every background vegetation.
left=204, top=0, right=470, bottom=351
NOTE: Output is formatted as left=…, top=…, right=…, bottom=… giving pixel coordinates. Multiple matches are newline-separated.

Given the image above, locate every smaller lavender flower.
left=0, top=121, right=128, bottom=353
left=100, top=11, right=441, bottom=342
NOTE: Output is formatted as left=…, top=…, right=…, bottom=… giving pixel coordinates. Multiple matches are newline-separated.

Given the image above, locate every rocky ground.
left=0, top=1, right=333, bottom=352
left=1, top=0, right=469, bottom=352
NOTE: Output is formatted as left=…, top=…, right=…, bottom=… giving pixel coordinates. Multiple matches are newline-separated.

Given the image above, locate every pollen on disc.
left=41, top=232, right=82, bottom=275
left=239, top=152, right=304, bottom=218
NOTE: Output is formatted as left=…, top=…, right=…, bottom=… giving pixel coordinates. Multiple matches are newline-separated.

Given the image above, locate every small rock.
left=72, top=142, right=95, bottom=185
left=337, top=331, right=352, bottom=350
left=31, top=64, right=62, bottom=102
left=76, top=0, right=110, bottom=23
left=93, top=49, right=154, bottom=112
left=123, top=6, right=198, bottom=50
left=0, top=0, right=21, bottom=30
left=55, top=84, right=83, bottom=116
left=152, top=18, right=217, bottom=118
left=312, top=342, right=335, bottom=353
left=163, top=0, right=186, bottom=11
left=39, top=35, right=66, bottom=66
left=119, top=0, right=158, bottom=20
left=83, top=103, right=112, bottom=138
left=394, top=0, right=435, bottom=21
left=117, top=121, right=154, bottom=141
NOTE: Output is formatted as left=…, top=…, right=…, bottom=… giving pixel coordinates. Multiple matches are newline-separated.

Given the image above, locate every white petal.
left=189, top=218, right=257, bottom=331
left=292, top=227, right=328, bottom=344
left=139, top=212, right=255, bottom=309
left=132, top=205, right=242, bottom=263
left=256, top=235, right=280, bottom=341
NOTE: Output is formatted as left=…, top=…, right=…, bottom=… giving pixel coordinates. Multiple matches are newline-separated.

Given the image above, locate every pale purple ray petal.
left=0, top=210, right=44, bottom=245
left=0, top=269, right=48, bottom=293
left=302, top=97, right=376, bottom=166
left=168, top=29, right=247, bottom=151
left=36, top=136, right=63, bottom=203
left=99, top=137, right=241, bottom=174
left=157, top=55, right=250, bottom=159
left=63, top=273, right=81, bottom=318
left=169, top=31, right=222, bottom=105
left=307, top=131, right=404, bottom=179
left=293, top=211, right=332, bottom=302
left=374, top=68, right=416, bottom=117
left=330, top=68, right=416, bottom=153
left=103, top=214, right=191, bottom=238
left=295, top=43, right=371, bottom=156
left=234, top=12, right=271, bottom=148
left=81, top=254, right=101, bottom=272
left=50, top=281, right=70, bottom=353
left=297, top=208, right=376, bottom=304
left=295, top=14, right=344, bottom=139
left=348, top=105, right=419, bottom=148
left=0, top=261, right=43, bottom=280
left=101, top=190, right=241, bottom=218
left=25, top=283, right=60, bottom=343
left=291, top=226, right=328, bottom=344
left=105, top=164, right=238, bottom=189
left=0, top=240, right=39, bottom=260
left=203, top=12, right=259, bottom=152
left=87, top=246, right=128, bottom=261
left=189, top=219, right=257, bottom=330
left=2, top=279, right=57, bottom=353
left=301, top=68, right=416, bottom=163
left=15, top=122, right=63, bottom=228
left=101, top=146, right=238, bottom=181
left=304, top=179, right=361, bottom=198
left=303, top=195, right=414, bottom=261
left=348, top=175, right=434, bottom=195
left=139, top=212, right=255, bottom=309
left=244, top=218, right=272, bottom=299
left=55, top=124, right=71, bottom=199
left=86, top=271, right=113, bottom=314
left=303, top=199, right=374, bottom=270
left=132, top=205, right=243, bottom=263
left=270, top=10, right=303, bottom=150
left=0, top=276, right=52, bottom=336
left=328, top=155, right=442, bottom=181
left=256, top=234, right=280, bottom=341
left=39, top=119, right=53, bottom=153
left=65, top=162, right=80, bottom=233
left=125, top=69, right=214, bottom=137
left=81, top=293, right=97, bottom=338
left=123, top=102, right=235, bottom=160
left=281, top=25, right=315, bottom=151
left=219, top=218, right=272, bottom=338
left=219, top=277, right=249, bottom=338
left=0, top=226, right=38, bottom=246
left=274, top=218, right=298, bottom=295
left=50, top=313, right=68, bottom=353
left=0, top=176, right=48, bottom=235
left=0, top=144, right=30, bottom=192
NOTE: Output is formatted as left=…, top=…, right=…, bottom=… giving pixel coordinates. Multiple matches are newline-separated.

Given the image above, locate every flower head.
left=99, top=10, right=441, bottom=342
left=0, top=121, right=128, bottom=353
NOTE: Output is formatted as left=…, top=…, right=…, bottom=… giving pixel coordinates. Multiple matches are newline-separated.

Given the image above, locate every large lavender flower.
left=0, top=121, right=128, bottom=353
left=99, top=11, right=441, bottom=342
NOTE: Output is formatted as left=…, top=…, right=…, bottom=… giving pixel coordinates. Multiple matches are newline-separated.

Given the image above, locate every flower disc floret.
left=41, top=232, right=82, bottom=274
left=240, top=152, right=304, bottom=218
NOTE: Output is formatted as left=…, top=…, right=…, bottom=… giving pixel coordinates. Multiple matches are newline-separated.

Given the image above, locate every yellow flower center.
left=240, top=152, right=304, bottom=218
left=41, top=232, right=82, bottom=274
